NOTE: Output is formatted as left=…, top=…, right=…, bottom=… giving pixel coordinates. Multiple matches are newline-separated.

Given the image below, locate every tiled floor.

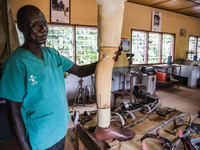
left=0, top=86, right=199, bottom=150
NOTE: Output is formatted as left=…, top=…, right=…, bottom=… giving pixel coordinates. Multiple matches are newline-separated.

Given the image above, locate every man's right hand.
left=6, top=100, right=32, bottom=150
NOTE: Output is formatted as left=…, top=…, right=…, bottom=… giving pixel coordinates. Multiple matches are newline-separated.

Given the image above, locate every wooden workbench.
left=74, top=107, right=200, bottom=150
left=76, top=124, right=110, bottom=150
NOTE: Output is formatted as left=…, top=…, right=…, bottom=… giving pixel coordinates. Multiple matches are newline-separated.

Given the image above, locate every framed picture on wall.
left=50, top=0, right=70, bottom=24
left=180, top=29, right=187, bottom=37
left=152, top=11, right=161, bottom=32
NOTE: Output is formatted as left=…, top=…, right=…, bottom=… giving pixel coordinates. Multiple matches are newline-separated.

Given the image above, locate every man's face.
left=22, top=10, right=48, bottom=45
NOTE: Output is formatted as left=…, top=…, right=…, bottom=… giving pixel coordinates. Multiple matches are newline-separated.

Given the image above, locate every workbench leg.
left=123, top=73, right=125, bottom=92
left=75, top=131, right=86, bottom=150
left=112, top=93, right=117, bottom=109
left=78, top=137, right=85, bottom=150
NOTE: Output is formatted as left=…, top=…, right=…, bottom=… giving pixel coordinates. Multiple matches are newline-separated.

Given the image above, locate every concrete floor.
left=0, top=86, right=199, bottom=150
left=156, top=86, right=200, bottom=115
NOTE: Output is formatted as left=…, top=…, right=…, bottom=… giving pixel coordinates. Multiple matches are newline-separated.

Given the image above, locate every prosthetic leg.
left=94, top=0, right=135, bottom=141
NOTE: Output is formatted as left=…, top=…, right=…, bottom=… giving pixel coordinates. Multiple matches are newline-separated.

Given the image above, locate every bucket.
left=156, top=72, right=167, bottom=82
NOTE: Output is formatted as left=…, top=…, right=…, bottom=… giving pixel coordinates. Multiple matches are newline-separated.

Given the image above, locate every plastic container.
left=193, top=55, right=197, bottom=61
left=156, top=72, right=167, bottom=82
left=168, top=56, right=172, bottom=65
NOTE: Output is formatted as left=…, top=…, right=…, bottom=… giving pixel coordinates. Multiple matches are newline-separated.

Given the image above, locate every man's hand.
left=113, top=43, right=123, bottom=62
left=6, top=100, right=32, bottom=150
left=67, top=62, right=97, bottom=77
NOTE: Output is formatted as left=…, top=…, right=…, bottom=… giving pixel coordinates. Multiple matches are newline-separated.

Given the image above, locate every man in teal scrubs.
left=0, top=5, right=98, bottom=150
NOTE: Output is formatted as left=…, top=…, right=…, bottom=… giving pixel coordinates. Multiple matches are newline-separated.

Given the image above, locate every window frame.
left=131, top=29, right=175, bottom=65
left=187, top=35, right=200, bottom=60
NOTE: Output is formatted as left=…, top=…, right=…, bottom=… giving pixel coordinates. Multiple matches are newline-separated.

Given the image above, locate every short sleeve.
left=0, top=60, right=25, bottom=102
left=58, top=52, right=74, bottom=72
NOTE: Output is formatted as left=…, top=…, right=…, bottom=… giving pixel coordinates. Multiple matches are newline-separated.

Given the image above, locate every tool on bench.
left=140, top=113, right=200, bottom=150
left=111, top=112, right=126, bottom=128
left=156, top=106, right=176, bottom=117
left=140, top=66, right=155, bottom=76
left=133, top=84, right=158, bottom=104
left=190, top=137, right=200, bottom=150
left=190, top=113, right=200, bottom=134
left=164, top=114, right=191, bottom=136
left=111, top=101, right=160, bottom=129
left=140, top=113, right=189, bottom=150
left=120, top=101, right=145, bottom=111
left=73, top=111, right=81, bottom=127
left=123, top=101, right=161, bottom=129
left=178, top=129, right=196, bottom=150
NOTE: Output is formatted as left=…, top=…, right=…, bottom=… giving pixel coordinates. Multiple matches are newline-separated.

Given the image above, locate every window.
left=162, top=34, right=174, bottom=63
left=46, top=25, right=74, bottom=61
left=131, top=30, right=175, bottom=64
left=76, top=27, right=98, bottom=65
left=187, top=36, right=200, bottom=60
left=132, top=31, right=147, bottom=64
left=16, top=25, right=98, bottom=65
left=198, top=38, right=200, bottom=59
left=148, top=33, right=161, bottom=63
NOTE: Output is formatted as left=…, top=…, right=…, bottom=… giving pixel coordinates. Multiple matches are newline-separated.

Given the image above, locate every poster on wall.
left=121, top=39, right=131, bottom=52
left=152, top=11, right=161, bottom=32
left=51, top=0, right=70, bottom=24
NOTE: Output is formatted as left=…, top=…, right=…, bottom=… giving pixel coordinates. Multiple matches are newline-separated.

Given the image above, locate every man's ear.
left=17, top=24, right=25, bottom=32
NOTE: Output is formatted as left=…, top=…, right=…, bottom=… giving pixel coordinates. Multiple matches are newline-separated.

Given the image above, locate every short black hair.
left=17, top=5, right=41, bottom=26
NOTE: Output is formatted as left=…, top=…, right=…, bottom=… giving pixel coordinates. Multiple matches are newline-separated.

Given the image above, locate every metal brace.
left=111, top=112, right=126, bottom=128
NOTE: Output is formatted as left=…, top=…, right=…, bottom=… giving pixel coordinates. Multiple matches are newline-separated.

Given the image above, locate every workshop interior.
left=0, top=0, right=200, bottom=150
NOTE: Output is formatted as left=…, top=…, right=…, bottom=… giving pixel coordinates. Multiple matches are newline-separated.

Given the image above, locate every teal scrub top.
left=0, top=47, right=74, bottom=149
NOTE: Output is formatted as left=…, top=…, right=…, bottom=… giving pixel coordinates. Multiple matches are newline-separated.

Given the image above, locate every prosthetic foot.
left=94, top=126, right=135, bottom=141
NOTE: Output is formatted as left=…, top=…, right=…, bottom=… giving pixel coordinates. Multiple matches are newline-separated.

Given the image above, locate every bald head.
left=16, top=5, right=48, bottom=46
left=17, top=5, right=46, bottom=29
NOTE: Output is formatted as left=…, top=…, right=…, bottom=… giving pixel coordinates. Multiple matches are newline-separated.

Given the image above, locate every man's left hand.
left=113, top=44, right=123, bottom=62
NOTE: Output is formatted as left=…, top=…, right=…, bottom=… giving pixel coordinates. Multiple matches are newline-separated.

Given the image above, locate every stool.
left=111, top=91, right=124, bottom=109
left=122, top=72, right=140, bottom=103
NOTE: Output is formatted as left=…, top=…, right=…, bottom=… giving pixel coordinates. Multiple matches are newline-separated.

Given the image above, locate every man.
left=0, top=5, right=99, bottom=150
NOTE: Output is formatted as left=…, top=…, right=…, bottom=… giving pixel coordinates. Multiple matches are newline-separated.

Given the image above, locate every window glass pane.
left=16, top=25, right=24, bottom=45
left=197, top=38, right=200, bottom=60
left=46, top=26, right=74, bottom=61
left=76, top=27, right=98, bottom=65
left=188, top=36, right=197, bottom=60
left=148, top=32, right=161, bottom=63
left=131, top=31, right=147, bottom=64
left=162, top=34, right=174, bottom=63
